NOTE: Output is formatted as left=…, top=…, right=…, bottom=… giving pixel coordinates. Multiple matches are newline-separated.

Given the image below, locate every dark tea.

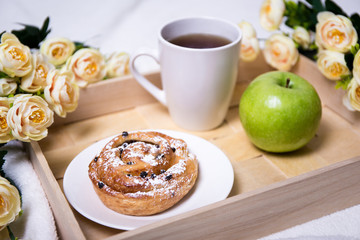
left=169, top=33, right=231, bottom=49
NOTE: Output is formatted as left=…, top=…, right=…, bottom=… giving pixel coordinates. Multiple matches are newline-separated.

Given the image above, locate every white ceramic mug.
left=130, top=17, right=242, bottom=131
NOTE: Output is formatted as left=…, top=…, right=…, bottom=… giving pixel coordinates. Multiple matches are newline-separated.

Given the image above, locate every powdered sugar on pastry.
left=88, top=130, right=198, bottom=216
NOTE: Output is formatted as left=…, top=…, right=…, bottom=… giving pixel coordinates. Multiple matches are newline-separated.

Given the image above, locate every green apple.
left=239, top=71, right=322, bottom=153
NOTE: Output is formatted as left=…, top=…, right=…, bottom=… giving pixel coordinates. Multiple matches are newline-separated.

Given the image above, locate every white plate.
left=63, top=129, right=234, bottom=230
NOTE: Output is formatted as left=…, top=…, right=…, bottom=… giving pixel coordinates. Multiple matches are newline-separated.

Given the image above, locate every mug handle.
left=130, top=49, right=167, bottom=106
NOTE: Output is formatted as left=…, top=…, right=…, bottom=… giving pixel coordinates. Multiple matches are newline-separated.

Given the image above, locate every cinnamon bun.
left=88, top=130, right=198, bottom=216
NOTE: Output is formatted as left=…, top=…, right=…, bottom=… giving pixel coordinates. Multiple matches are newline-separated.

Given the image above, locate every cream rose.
left=105, top=52, right=130, bottom=78
left=260, top=0, right=285, bottom=31
left=40, top=37, right=75, bottom=66
left=238, top=21, right=260, bottom=62
left=0, top=33, right=32, bottom=77
left=263, top=33, right=299, bottom=71
left=7, top=94, right=53, bottom=142
left=44, top=69, right=79, bottom=118
left=353, top=49, right=360, bottom=84
left=64, top=48, right=106, bottom=88
left=0, top=98, right=14, bottom=143
left=20, top=52, right=55, bottom=93
left=343, top=78, right=360, bottom=111
left=317, top=50, right=350, bottom=81
left=0, top=78, right=17, bottom=97
left=293, top=26, right=311, bottom=49
left=315, top=11, right=358, bottom=53
left=0, top=177, right=21, bottom=231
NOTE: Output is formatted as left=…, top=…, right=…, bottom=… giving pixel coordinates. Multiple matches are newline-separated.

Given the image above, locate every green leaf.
left=306, top=0, right=325, bottom=12
left=15, top=86, right=27, bottom=95
left=345, top=52, right=355, bottom=71
left=11, top=17, right=51, bottom=49
left=40, top=17, right=51, bottom=40
left=284, top=1, right=298, bottom=15
left=304, top=0, right=326, bottom=31
left=309, top=42, right=318, bottom=51
left=284, top=0, right=315, bottom=30
left=335, top=74, right=352, bottom=90
left=299, top=47, right=318, bottom=60
left=350, top=43, right=360, bottom=55
left=300, top=2, right=315, bottom=29
left=74, top=41, right=92, bottom=52
left=350, top=13, right=360, bottom=44
left=0, top=72, right=10, bottom=79
left=0, top=148, right=7, bottom=178
left=325, top=0, right=348, bottom=17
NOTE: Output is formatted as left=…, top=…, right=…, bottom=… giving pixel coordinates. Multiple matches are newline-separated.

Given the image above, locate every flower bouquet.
left=0, top=17, right=130, bottom=238
left=0, top=18, right=130, bottom=143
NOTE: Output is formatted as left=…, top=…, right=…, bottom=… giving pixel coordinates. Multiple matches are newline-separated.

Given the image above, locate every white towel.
left=1, top=140, right=58, bottom=240
left=261, top=204, right=360, bottom=240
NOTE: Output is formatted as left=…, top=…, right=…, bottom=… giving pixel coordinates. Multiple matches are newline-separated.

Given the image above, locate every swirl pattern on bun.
left=88, top=131, right=198, bottom=216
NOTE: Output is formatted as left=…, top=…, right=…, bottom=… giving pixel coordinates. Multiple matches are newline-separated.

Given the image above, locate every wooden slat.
left=107, top=157, right=360, bottom=240
left=135, top=102, right=235, bottom=140
left=26, top=142, right=86, bottom=240
left=52, top=72, right=161, bottom=126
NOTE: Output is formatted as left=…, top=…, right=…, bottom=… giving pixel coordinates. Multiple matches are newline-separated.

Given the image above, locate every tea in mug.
left=169, top=33, right=231, bottom=49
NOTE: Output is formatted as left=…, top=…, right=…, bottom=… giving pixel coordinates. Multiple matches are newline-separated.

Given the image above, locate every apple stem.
left=286, top=78, right=290, bottom=88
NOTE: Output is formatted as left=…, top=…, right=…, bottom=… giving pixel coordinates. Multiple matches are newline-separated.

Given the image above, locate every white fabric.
left=261, top=204, right=360, bottom=240
left=0, top=0, right=360, bottom=239
left=2, top=141, right=57, bottom=240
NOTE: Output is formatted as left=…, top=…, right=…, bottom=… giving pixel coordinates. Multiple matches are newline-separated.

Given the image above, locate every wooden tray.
left=26, top=54, right=360, bottom=240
